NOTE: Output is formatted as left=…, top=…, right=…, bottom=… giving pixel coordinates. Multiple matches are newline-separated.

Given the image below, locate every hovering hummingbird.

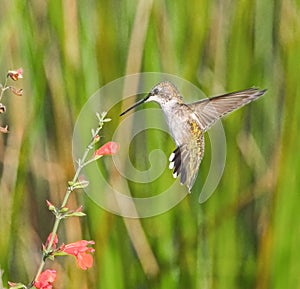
left=120, top=81, right=266, bottom=192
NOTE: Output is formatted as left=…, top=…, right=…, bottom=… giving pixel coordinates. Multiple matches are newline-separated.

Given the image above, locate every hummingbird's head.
left=146, top=81, right=183, bottom=104
left=120, top=81, right=182, bottom=116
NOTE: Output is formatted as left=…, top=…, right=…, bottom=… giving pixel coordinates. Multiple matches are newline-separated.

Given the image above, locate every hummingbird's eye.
left=153, top=88, right=160, bottom=95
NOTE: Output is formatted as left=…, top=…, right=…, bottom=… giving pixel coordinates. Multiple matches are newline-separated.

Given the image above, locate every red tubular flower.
left=7, top=68, right=23, bottom=81
left=61, top=240, right=95, bottom=270
left=34, top=269, right=56, bottom=289
left=94, top=141, right=119, bottom=157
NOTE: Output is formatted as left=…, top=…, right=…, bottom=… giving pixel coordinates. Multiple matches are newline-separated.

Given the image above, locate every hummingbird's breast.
left=161, top=103, right=203, bottom=146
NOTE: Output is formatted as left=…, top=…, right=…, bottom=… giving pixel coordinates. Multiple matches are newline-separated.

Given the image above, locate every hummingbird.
left=120, top=81, right=266, bottom=192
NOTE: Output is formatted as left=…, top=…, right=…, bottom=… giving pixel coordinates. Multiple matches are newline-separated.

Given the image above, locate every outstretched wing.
left=189, top=88, right=266, bottom=131
left=169, top=121, right=205, bottom=192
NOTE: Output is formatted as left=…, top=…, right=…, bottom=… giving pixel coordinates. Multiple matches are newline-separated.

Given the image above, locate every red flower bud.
left=9, top=87, right=23, bottom=96
left=7, top=68, right=23, bottom=81
left=0, top=103, right=6, bottom=114
left=0, top=125, right=8, bottom=133
left=45, top=232, right=58, bottom=250
left=93, top=134, right=100, bottom=144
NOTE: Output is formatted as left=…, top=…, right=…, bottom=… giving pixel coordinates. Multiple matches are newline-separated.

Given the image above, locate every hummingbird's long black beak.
left=120, top=94, right=150, bottom=116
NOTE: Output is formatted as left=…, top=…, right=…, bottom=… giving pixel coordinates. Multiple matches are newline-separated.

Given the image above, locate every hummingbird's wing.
left=189, top=88, right=266, bottom=131
left=169, top=121, right=205, bottom=192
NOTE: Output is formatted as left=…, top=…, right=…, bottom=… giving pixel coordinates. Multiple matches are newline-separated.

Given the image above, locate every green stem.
left=30, top=115, right=107, bottom=288
left=0, top=77, right=8, bottom=101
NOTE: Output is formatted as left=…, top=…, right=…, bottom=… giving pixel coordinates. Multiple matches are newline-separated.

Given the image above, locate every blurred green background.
left=0, top=0, right=299, bottom=288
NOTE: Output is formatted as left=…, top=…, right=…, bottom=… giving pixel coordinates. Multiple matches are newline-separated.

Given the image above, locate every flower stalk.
left=30, top=112, right=116, bottom=288
left=8, top=111, right=119, bottom=289
left=0, top=68, right=23, bottom=133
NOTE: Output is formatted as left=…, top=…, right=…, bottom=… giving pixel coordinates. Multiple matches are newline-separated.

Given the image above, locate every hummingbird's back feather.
left=189, top=88, right=267, bottom=131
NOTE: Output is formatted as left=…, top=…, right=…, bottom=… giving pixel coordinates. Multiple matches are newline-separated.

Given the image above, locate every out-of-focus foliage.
left=0, top=0, right=299, bottom=288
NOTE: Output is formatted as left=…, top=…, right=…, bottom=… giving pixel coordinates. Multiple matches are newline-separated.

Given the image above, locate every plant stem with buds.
left=30, top=112, right=110, bottom=288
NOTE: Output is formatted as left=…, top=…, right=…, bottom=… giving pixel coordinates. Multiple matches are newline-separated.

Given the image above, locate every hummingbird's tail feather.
left=169, top=147, right=181, bottom=178
left=169, top=135, right=204, bottom=192
left=190, top=88, right=267, bottom=131
left=169, top=145, right=189, bottom=187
